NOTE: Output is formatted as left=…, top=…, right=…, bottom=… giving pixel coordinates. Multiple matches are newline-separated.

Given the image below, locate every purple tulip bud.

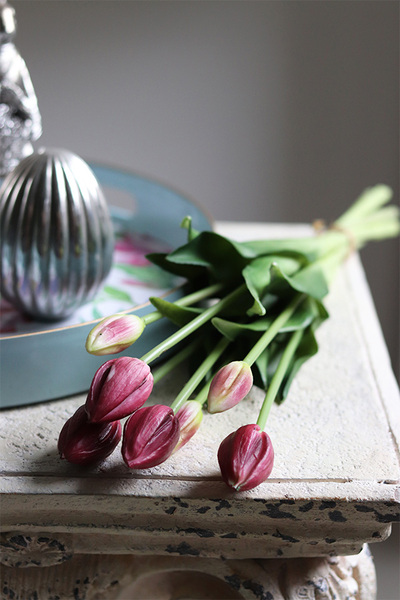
left=174, top=400, right=203, bottom=452
left=207, top=361, right=253, bottom=414
left=58, top=405, right=122, bottom=465
left=218, top=424, right=274, bottom=491
left=85, top=356, right=153, bottom=423
left=85, top=314, right=145, bottom=356
left=122, top=405, right=180, bottom=469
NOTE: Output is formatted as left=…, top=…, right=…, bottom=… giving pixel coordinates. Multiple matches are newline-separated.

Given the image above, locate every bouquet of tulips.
left=58, top=185, right=399, bottom=491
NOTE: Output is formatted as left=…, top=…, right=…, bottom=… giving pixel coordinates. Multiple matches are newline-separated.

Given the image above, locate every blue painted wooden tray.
left=0, top=164, right=212, bottom=408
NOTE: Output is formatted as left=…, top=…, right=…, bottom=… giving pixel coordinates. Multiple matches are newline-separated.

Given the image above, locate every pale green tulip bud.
left=85, top=313, right=145, bottom=355
left=174, top=400, right=203, bottom=452
left=207, top=361, right=253, bottom=414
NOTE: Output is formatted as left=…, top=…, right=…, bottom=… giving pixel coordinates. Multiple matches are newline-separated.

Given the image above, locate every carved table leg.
left=1, top=545, right=376, bottom=600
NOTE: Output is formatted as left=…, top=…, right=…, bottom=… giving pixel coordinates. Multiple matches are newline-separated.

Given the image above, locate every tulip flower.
left=85, top=356, right=153, bottom=423
left=207, top=361, right=253, bottom=414
left=58, top=405, right=122, bottom=466
left=122, top=405, right=180, bottom=469
left=174, top=400, right=203, bottom=452
left=217, top=424, right=274, bottom=491
left=85, top=314, right=145, bottom=356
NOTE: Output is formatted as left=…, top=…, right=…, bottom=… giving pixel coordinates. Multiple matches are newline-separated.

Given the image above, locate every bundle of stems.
left=139, top=184, right=399, bottom=409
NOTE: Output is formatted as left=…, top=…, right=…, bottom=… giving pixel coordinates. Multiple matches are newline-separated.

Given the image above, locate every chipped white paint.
left=0, top=223, right=399, bottom=599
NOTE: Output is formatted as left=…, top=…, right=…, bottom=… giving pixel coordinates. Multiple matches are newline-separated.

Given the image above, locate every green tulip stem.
left=141, top=284, right=246, bottom=365
left=256, top=327, right=304, bottom=430
left=142, top=283, right=224, bottom=325
left=195, top=380, right=212, bottom=407
left=171, top=337, right=230, bottom=414
left=243, top=293, right=305, bottom=367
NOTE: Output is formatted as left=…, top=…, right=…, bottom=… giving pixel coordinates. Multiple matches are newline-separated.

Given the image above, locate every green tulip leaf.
left=212, top=296, right=325, bottom=342
left=253, top=303, right=328, bottom=402
left=180, top=215, right=201, bottom=242
left=165, top=232, right=252, bottom=280
left=146, top=251, right=209, bottom=283
left=289, top=262, right=329, bottom=299
left=242, top=256, right=301, bottom=315
left=241, top=237, right=322, bottom=262
left=150, top=296, right=202, bottom=327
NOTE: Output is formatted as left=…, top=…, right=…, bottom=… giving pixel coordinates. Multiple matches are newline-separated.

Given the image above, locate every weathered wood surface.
left=1, top=223, right=399, bottom=565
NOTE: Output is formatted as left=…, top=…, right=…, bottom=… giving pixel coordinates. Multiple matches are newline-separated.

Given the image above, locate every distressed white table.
left=1, top=223, right=399, bottom=600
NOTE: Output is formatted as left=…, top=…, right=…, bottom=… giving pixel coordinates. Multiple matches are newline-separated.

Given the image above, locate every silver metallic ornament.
left=0, top=1, right=42, bottom=176
left=0, top=148, right=114, bottom=320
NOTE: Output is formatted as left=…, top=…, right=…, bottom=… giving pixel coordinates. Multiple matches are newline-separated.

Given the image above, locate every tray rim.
left=0, top=163, right=214, bottom=407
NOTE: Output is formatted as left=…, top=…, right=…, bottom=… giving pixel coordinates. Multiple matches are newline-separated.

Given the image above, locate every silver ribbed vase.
left=0, top=148, right=114, bottom=320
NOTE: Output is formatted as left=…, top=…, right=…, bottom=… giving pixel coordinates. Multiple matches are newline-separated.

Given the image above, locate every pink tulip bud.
left=85, top=356, right=153, bottom=423
left=218, top=424, right=274, bottom=491
left=58, top=405, right=122, bottom=465
left=207, top=361, right=253, bottom=414
left=174, top=400, right=203, bottom=452
left=122, top=405, right=180, bottom=469
left=85, top=314, right=145, bottom=356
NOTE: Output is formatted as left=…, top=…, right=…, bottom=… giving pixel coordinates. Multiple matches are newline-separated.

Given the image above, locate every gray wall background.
left=13, top=0, right=399, bottom=379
